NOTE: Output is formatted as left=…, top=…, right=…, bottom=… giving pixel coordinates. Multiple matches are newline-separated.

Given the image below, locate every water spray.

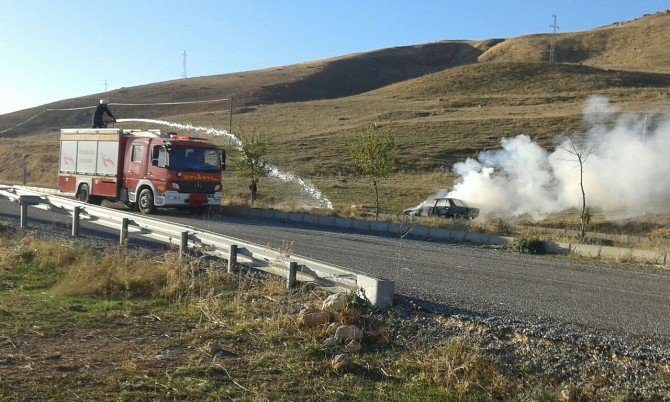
left=116, top=118, right=334, bottom=209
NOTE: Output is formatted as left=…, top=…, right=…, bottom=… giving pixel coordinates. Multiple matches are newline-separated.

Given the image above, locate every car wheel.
left=138, top=188, right=156, bottom=214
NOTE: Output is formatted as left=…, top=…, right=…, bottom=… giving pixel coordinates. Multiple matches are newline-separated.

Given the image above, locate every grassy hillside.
left=1, top=12, right=669, bottom=213
left=479, top=11, right=670, bottom=73
left=0, top=41, right=483, bottom=138
left=171, top=61, right=669, bottom=210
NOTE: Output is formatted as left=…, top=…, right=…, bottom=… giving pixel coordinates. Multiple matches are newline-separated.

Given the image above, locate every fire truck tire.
left=138, top=188, right=156, bottom=214
left=77, top=184, right=91, bottom=203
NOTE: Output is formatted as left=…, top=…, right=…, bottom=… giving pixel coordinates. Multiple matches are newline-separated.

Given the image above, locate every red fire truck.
left=58, top=128, right=225, bottom=214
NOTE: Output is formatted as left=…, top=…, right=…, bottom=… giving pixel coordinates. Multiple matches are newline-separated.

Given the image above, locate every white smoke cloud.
left=446, top=96, right=670, bottom=220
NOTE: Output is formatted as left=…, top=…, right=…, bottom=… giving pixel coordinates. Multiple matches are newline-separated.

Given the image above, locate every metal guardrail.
left=0, top=185, right=394, bottom=309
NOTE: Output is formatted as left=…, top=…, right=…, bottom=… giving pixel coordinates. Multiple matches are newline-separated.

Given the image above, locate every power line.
left=110, top=98, right=228, bottom=106
left=1, top=98, right=231, bottom=135
left=0, top=110, right=47, bottom=134
left=549, top=14, right=559, bottom=63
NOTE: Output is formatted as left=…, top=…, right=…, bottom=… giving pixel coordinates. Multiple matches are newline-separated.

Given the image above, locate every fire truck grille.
left=175, top=182, right=218, bottom=194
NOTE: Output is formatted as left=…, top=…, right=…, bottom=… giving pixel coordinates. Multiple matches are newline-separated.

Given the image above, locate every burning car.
left=402, top=197, right=479, bottom=219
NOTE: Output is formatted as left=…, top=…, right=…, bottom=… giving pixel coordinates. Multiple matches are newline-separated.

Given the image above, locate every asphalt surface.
left=2, top=198, right=669, bottom=343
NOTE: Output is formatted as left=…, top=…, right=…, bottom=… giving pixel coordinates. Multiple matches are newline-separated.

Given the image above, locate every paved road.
left=2, top=198, right=669, bottom=341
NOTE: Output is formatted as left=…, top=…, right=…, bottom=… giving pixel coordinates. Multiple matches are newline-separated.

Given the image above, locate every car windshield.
left=451, top=199, right=467, bottom=207
left=169, top=147, right=221, bottom=172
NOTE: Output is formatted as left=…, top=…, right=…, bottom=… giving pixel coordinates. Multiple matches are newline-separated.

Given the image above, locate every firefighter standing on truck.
left=92, top=98, right=116, bottom=128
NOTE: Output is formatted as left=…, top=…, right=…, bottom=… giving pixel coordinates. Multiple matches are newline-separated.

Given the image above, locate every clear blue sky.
left=1, top=0, right=667, bottom=114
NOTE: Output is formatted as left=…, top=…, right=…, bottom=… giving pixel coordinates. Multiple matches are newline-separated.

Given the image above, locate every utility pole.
left=229, top=97, right=233, bottom=131
left=549, top=14, right=559, bottom=62
left=104, top=80, right=108, bottom=92
left=182, top=50, right=187, bottom=79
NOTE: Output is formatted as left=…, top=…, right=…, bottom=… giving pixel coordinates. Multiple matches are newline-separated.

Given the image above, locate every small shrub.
left=488, top=217, right=515, bottom=236
left=508, top=236, right=545, bottom=254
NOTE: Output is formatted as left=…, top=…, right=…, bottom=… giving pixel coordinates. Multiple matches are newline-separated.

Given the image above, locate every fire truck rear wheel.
left=78, top=184, right=91, bottom=203
left=138, top=188, right=156, bottom=214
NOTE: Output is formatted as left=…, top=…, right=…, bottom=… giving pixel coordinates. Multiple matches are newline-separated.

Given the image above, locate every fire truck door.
left=124, top=140, right=149, bottom=193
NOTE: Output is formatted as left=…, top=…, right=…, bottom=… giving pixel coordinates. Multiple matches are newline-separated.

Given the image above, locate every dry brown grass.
left=0, top=132, right=59, bottom=187
left=399, top=337, right=512, bottom=399
left=53, top=249, right=174, bottom=299
left=0, top=234, right=81, bottom=272
left=479, top=12, right=670, bottom=73
left=2, top=231, right=668, bottom=400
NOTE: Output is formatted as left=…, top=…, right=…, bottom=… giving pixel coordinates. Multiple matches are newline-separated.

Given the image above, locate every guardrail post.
left=228, top=244, right=238, bottom=273
left=120, top=218, right=129, bottom=246
left=19, top=199, right=27, bottom=229
left=287, top=261, right=297, bottom=289
left=356, top=275, right=395, bottom=311
left=179, top=232, right=188, bottom=258
left=72, top=206, right=80, bottom=237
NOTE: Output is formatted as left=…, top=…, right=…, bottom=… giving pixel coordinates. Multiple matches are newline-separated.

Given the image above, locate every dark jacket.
left=92, top=104, right=115, bottom=128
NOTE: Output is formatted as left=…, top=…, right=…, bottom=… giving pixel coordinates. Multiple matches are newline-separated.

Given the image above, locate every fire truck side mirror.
left=220, top=149, right=226, bottom=171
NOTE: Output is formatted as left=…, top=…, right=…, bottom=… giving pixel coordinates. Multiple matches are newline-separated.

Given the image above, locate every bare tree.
left=350, top=125, right=397, bottom=219
left=559, top=134, right=597, bottom=238
left=233, top=128, right=269, bottom=207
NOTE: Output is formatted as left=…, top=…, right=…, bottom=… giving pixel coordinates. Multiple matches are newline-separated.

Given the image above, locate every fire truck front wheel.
left=138, top=188, right=156, bottom=214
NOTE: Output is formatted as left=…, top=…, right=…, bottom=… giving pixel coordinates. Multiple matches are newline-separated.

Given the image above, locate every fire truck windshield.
left=169, top=147, right=221, bottom=172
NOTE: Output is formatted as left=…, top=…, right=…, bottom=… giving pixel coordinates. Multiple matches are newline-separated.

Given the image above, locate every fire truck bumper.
left=155, top=191, right=222, bottom=207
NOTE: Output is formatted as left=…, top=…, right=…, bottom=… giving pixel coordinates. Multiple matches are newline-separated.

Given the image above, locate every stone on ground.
left=322, top=293, right=347, bottom=313
left=335, top=325, right=362, bottom=341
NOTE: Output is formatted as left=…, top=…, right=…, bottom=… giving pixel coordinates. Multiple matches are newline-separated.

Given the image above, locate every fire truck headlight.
left=171, top=183, right=180, bottom=190
left=214, top=184, right=221, bottom=191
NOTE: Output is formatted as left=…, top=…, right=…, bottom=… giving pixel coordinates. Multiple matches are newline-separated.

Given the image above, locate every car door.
left=434, top=198, right=450, bottom=217
left=448, top=199, right=461, bottom=217
left=420, top=200, right=435, bottom=216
